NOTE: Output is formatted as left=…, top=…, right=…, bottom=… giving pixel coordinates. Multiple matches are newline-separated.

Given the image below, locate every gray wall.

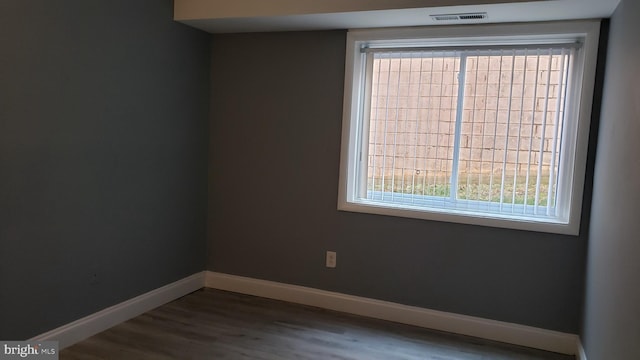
left=0, top=1, right=210, bottom=339
left=209, top=30, right=597, bottom=333
left=582, top=0, right=640, bottom=358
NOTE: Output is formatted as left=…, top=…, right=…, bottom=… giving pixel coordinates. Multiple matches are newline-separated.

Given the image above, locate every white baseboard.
left=205, top=271, right=579, bottom=355
left=578, top=339, right=588, bottom=360
left=30, top=270, right=582, bottom=355
left=30, top=272, right=205, bottom=349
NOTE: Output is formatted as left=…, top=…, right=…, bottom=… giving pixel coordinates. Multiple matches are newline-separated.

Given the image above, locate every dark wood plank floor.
left=61, top=289, right=574, bottom=359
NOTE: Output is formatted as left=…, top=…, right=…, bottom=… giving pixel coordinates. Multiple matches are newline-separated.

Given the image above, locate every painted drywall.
left=208, top=30, right=599, bottom=333
left=582, top=0, right=640, bottom=358
left=175, top=0, right=618, bottom=34
left=0, top=0, right=210, bottom=339
left=174, top=0, right=537, bottom=19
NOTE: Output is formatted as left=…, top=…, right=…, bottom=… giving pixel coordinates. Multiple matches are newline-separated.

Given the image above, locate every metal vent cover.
left=431, top=12, right=488, bottom=22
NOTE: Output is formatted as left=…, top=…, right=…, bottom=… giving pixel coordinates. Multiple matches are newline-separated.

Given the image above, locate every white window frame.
left=337, top=21, right=600, bottom=235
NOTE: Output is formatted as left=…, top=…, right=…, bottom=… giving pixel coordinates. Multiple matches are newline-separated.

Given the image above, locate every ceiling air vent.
left=431, top=12, right=488, bottom=22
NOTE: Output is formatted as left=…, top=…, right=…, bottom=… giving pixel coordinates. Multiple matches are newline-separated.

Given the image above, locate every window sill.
left=338, top=198, right=579, bottom=235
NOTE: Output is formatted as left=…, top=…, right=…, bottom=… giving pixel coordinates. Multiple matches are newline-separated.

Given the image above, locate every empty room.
left=1, top=0, right=638, bottom=359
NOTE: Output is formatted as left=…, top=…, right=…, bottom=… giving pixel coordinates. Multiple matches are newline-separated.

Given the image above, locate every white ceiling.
left=174, top=0, right=620, bottom=33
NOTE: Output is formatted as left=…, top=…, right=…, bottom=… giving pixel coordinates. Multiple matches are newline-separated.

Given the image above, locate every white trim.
left=30, top=272, right=205, bottom=349
left=205, top=271, right=579, bottom=355
left=337, top=20, right=600, bottom=236
left=577, top=339, right=588, bottom=360
left=29, top=270, right=582, bottom=355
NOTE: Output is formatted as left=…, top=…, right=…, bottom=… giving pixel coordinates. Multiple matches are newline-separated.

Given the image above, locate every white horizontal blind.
left=363, top=46, right=573, bottom=220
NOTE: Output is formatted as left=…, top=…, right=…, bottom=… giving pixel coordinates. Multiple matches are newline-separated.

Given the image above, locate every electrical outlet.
left=326, top=251, right=337, bottom=268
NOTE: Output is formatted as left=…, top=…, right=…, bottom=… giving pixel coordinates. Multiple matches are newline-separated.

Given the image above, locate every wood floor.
left=61, top=289, right=574, bottom=360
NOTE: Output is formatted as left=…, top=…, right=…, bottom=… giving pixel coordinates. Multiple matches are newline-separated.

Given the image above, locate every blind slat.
left=511, top=52, right=529, bottom=210
left=488, top=50, right=505, bottom=203
left=534, top=53, right=554, bottom=213
left=523, top=50, right=542, bottom=213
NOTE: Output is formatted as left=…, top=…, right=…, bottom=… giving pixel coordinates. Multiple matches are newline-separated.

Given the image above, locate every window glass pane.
left=364, top=48, right=570, bottom=217
left=458, top=50, right=568, bottom=215
left=367, top=52, right=460, bottom=201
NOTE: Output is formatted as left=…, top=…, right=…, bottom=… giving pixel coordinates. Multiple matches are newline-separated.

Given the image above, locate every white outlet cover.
left=326, top=251, right=337, bottom=268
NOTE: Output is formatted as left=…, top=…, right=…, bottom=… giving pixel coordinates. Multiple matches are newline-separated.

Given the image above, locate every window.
left=338, top=21, right=600, bottom=235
